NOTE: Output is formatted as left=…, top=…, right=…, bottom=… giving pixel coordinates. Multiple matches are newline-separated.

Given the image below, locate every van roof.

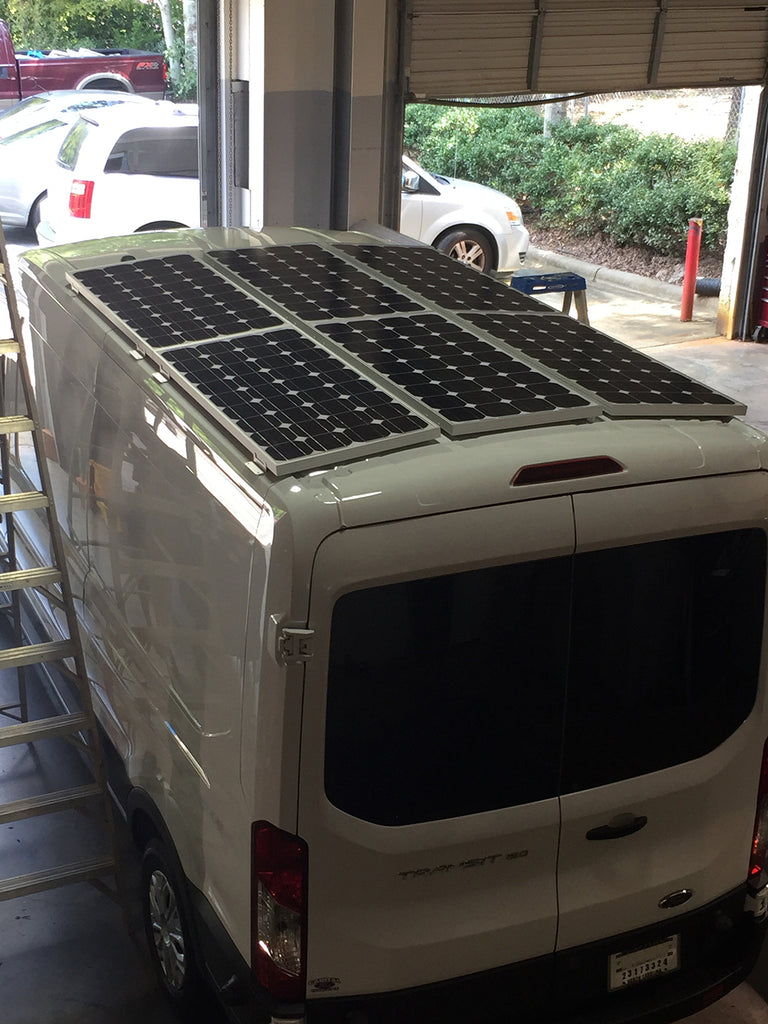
left=24, top=226, right=764, bottom=518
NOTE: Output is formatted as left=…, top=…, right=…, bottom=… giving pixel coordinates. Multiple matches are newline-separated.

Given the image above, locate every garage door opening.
left=402, top=85, right=759, bottom=345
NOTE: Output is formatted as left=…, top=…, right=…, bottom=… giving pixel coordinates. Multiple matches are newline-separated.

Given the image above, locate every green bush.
left=0, top=0, right=167, bottom=52
left=404, top=103, right=736, bottom=257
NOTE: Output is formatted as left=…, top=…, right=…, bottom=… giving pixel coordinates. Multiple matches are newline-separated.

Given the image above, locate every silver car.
left=0, top=89, right=152, bottom=229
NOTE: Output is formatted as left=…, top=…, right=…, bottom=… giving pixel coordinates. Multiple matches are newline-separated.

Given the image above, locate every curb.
left=527, top=244, right=688, bottom=303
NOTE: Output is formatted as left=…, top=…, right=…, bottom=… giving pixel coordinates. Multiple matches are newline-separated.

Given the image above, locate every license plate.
left=609, top=935, right=680, bottom=991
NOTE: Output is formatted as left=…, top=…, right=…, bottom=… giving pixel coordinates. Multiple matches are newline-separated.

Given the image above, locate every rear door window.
left=562, top=528, right=766, bottom=792
left=104, top=126, right=198, bottom=176
left=324, top=528, right=765, bottom=825
left=325, top=557, right=572, bottom=825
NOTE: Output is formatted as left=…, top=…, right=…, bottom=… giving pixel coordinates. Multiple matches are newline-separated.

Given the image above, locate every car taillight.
left=69, top=179, right=94, bottom=219
left=749, top=738, right=768, bottom=885
left=252, top=820, right=308, bottom=1003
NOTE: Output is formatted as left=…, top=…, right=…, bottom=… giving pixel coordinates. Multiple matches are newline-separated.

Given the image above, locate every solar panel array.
left=161, top=329, right=434, bottom=473
left=340, top=243, right=546, bottom=314
left=67, top=237, right=746, bottom=477
left=73, top=254, right=281, bottom=346
left=466, top=311, right=746, bottom=417
left=209, top=245, right=422, bottom=321
left=315, top=313, right=592, bottom=434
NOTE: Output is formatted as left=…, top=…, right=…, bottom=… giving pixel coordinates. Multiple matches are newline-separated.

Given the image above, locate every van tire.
left=141, top=839, right=204, bottom=1016
left=435, top=228, right=494, bottom=272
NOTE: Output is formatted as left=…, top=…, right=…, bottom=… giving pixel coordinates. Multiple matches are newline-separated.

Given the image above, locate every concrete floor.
left=2, top=226, right=768, bottom=1023
left=0, top=642, right=200, bottom=1024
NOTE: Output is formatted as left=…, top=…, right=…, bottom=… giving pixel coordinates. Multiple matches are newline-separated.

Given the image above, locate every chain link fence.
left=423, top=87, right=746, bottom=143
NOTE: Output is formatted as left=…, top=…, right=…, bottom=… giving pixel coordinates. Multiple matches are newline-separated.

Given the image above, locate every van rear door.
left=557, top=474, right=768, bottom=962
left=298, top=498, right=573, bottom=1002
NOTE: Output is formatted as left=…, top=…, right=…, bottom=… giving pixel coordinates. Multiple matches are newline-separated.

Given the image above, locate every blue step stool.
left=511, top=271, right=589, bottom=325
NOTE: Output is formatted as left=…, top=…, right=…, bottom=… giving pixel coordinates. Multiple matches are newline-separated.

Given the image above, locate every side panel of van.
left=557, top=474, right=768, bottom=952
left=29, top=318, right=262, bottom=965
left=299, top=498, right=575, bottom=997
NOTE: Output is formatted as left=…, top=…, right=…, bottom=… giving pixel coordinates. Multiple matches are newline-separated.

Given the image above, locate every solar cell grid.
left=315, top=312, right=593, bottom=432
left=338, top=243, right=546, bottom=313
left=208, top=245, right=423, bottom=320
left=160, top=328, right=434, bottom=471
left=72, top=254, right=281, bottom=347
left=466, top=311, right=745, bottom=415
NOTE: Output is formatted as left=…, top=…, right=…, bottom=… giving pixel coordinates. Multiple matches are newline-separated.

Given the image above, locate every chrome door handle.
left=586, top=814, right=648, bottom=841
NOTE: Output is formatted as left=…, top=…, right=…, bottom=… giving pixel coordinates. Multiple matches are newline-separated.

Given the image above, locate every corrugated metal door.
left=407, top=0, right=768, bottom=100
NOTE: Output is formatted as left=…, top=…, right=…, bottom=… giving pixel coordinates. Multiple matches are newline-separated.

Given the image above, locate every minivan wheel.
left=141, top=839, right=203, bottom=1015
left=436, top=229, right=494, bottom=272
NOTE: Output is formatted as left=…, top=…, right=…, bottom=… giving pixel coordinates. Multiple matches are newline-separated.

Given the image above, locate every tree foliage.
left=0, top=0, right=167, bottom=51
left=404, top=103, right=737, bottom=257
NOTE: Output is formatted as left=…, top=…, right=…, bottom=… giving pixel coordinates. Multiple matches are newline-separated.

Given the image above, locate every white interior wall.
left=216, top=0, right=391, bottom=232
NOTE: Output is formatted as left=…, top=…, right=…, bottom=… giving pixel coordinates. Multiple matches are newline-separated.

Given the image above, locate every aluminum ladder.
left=0, top=222, right=122, bottom=906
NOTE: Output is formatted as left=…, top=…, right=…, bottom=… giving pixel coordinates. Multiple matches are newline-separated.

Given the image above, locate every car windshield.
left=0, top=95, right=52, bottom=137
left=0, top=118, right=67, bottom=147
left=56, top=118, right=91, bottom=170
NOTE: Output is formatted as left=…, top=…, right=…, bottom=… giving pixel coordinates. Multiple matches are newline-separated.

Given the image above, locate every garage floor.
left=0, top=641, right=201, bottom=1024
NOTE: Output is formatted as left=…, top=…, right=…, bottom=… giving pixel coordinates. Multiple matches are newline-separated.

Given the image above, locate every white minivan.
left=35, top=100, right=199, bottom=246
left=401, top=153, right=529, bottom=274
left=19, top=225, right=768, bottom=1024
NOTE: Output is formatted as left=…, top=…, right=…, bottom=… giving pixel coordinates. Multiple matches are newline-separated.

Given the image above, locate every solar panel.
left=71, top=254, right=281, bottom=347
left=314, top=312, right=596, bottom=434
left=208, top=245, right=423, bottom=320
left=160, top=329, right=438, bottom=475
left=63, top=239, right=745, bottom=479
left=466, top=311, right=747, bottom=417
left=338, top=243, right=547, bottom=314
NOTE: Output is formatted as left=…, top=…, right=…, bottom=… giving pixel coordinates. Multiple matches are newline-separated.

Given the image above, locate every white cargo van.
left=18, top=227, right=768, bottom=1024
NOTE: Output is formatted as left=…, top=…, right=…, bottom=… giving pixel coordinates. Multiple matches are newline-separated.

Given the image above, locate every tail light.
left=748, top=738, right=768, bottom=886
left=69, top=179, right=94, bottom=219
left=252, top=820, right=308, bottom=1003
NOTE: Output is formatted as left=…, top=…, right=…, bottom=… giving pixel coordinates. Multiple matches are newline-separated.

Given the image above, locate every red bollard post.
left=681, top=218, right=703, bottom=322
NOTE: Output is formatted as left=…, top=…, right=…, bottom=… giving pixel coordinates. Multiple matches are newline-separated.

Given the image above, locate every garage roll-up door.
left=407, top=0, right=768, bottom=100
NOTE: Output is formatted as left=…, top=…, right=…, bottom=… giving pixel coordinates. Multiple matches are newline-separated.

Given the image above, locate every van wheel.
left=435, top=229, right=494, bottom=272
left=141, top=839, right=203, bottom=1015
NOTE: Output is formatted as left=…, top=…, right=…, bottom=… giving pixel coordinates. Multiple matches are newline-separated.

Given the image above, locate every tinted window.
left=324, top=529, right=766, bottom=824
left=0, top=94, right=49, bottom=132
left=562, top=529, right=766, bottom=791
left=57, top=118, right=91, bottom=170
left=325, top=559, right=571, bottom=825
left=0, top=118, right=66, bottom=146
left=104, top=126, right=198, bottom=177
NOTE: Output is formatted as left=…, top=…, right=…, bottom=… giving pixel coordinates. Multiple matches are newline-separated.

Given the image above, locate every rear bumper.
left=304, top=885, right=766, bottom=1024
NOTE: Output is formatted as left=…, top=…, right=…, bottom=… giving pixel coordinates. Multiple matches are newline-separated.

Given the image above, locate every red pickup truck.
left=0, top=19, right=166, bottom=109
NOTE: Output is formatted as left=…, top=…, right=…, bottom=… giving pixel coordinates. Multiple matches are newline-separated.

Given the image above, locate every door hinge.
left=278, top=628, right=315, bottom=665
